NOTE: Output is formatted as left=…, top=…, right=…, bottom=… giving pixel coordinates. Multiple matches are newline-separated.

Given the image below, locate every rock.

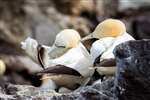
left=24, top=0, right=94, bottom=45
left=114, top=39, right=150, bottom=100
left=0, top=0, right=93, bottom=46
left=95, top=0, right=119, bottom=21
left=131, top=14, right=150, bottom=39
left=2, top=39, right=150, bottom=100
left=52, top=0, right=95, bottom=16
left=0, top=78, right=115, bottom=100
left=24, top=0, right=61, bottom=45
left=50, top=77, right=116, bottom=99
left=44, top=77, right=115, bottom=100
left=119, top=0, right=150, bottom=11
left=0, top=0, right=27, bottom=45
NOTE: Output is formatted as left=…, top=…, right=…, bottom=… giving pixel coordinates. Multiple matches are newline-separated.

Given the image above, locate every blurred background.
left=0, top=0, right=150, bottom=87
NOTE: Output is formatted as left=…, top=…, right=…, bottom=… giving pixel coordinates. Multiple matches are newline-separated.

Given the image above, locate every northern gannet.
left=39, top=42, right=94, bottom=90
left=82, top=18, right=127, bottom=51
left=89, top=19, right=135, bottom=77
left=21, top=29, right=94, bottom=91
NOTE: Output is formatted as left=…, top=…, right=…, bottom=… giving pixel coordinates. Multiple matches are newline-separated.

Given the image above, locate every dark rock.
left=132, top=14, right=150, bottom=39
left=50, top=78, right=115, bottom=100
left=51, top=0, right=95, bottom=16
left=0, top=78, right=115, bottom=100
left=114, top=39, right=150, bottom=100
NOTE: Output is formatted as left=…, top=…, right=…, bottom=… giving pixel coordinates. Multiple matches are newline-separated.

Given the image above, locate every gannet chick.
left=21, top=29, right=81, bottom=69
left=90, top=19, right=135, bottom=77
left=38, top=42, right=94, bottom=91
left=0, top=60, right=6, bottom=76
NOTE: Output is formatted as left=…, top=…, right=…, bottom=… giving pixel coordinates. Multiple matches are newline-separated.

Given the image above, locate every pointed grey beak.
left=81, top=34, right=95, bottom=41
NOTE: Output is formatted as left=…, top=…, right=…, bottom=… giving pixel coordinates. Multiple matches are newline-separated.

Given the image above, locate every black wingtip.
left=37, top=65, right=82, bottom=76
left=37, top=44, right=46, bottom=69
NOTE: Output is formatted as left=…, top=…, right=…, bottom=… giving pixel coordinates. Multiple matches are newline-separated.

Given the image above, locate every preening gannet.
left=21, top=29, right=81, bottom=69
left=38, top=40, right=94, bottom=91
left=21, top=29, right=94, bottom=91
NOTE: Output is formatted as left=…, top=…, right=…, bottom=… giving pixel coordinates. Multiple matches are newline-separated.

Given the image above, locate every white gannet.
left=21, top=29, right=81, bottom=69
left=38, top=40, right=94, bottom=91
left=89, top=19, right=135, bottom=77
left=81, top=18, right=128, bottom=51
left=21, top=29, right=94, bottom=91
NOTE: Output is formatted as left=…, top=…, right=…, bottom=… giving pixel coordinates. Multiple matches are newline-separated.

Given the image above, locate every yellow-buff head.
left=55, top=29, right=81, bottom=48
left=93, top=19, right=126, bottom=38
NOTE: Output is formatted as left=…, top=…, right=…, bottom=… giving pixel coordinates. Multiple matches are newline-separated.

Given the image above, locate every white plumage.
left=21, top=29, right=81, bottom=68
left=48, top=43, right=94, bottom=77
left=90, top=32, right=135, bottom=75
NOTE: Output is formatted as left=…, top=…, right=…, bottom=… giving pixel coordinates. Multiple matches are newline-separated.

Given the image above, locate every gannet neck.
left=90, top=37, right=115, bottom=63
left=48, top=45, right=70, bottom=59
left=100, top=32, right=135, bottom=60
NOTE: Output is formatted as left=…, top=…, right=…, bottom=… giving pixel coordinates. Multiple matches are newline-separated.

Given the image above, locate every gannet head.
left=82, top=19, right=126, bottom=40
left=54, top=29, right=81, bottom=48
left=93, top=19, right=126, bottom=38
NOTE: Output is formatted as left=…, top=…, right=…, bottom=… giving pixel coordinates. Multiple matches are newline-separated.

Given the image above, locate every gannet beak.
left=48, top=45, right=69, bottom=59
left=81, top=34, right=99, bottom=51
left=81, top=38, right=98, bottom=52
left=81, top=33, right=96, bottom=41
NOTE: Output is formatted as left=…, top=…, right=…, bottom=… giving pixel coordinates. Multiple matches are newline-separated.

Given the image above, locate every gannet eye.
left=54, top=43, right=66, bottom=48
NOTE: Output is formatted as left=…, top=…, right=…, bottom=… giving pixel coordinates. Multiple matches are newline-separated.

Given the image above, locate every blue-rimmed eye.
left=55, top=43, right=66, bottom=48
